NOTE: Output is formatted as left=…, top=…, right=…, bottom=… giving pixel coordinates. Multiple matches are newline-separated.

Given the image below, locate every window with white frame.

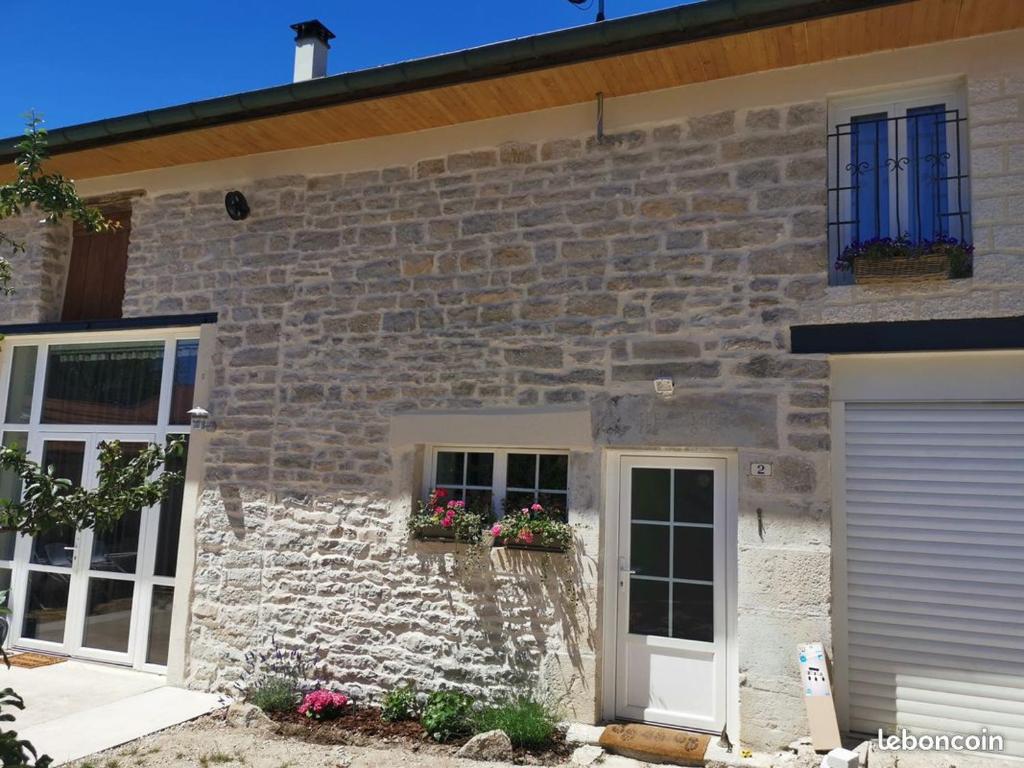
left=827, top=83, right=971, bottom=284
left=427, top=448, right=569, bottom=522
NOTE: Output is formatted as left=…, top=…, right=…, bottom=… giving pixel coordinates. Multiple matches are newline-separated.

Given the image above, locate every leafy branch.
left=0, top=112, right=116, bottom=295
left=0, top=439, right=184, bottom=537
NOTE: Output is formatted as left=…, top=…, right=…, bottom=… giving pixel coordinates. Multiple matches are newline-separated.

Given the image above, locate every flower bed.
left=490, top=503, right=572, bottom=553
left=269, top=704, right=573, bottom=764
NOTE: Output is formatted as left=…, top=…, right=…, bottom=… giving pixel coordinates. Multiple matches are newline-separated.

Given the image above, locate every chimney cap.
left=290, top=20, right=335, bottom=46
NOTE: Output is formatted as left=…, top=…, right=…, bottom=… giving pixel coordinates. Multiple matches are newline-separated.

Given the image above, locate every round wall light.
left=225, top=191, right=250, bottom=221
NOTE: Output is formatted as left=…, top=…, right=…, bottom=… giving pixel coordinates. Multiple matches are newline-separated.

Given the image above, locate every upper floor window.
left=827, top=85, right=971, bottom=285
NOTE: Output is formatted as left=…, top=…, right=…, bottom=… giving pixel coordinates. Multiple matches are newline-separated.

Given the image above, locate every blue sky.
left=2, top=0, right=698, bottom=138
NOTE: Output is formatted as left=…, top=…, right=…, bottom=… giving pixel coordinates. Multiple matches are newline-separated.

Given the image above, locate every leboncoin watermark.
left=876, top=729, right=1004, bottom=753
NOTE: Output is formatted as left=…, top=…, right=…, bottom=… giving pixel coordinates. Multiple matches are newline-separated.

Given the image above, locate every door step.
left=598, top=723, right=711, bottom=766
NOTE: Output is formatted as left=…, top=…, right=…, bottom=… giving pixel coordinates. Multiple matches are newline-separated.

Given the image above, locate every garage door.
left=843, top=402, right=1024, bottom=756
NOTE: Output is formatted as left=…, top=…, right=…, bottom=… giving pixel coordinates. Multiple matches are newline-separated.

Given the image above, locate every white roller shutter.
left=843, top=402, right=1024, bottom=756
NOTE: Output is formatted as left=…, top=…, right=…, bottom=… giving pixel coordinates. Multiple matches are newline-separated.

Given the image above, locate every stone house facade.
left=1, top=0, right=1023, bottom=755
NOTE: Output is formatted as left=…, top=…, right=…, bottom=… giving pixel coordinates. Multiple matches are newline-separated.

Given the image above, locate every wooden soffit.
left=8, top=0, right=1024, bottom=182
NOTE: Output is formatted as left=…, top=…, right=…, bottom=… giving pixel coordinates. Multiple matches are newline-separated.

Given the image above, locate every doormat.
left=599, top=723, right=711, bottom=766
left=6, top=652, right=68, bottom=669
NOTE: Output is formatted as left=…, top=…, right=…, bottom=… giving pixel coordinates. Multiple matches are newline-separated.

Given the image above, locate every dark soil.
left=269, top=708, right=573, bottom=765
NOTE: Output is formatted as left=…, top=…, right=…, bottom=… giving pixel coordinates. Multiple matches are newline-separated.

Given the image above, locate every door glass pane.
left=4, top=346, right=38, bottom=423
left=673, top=527, right=714, bottom=582
left=22, top=571, right=70, bottom=642
left=82, top=578, right=134, bottom=653
left=90, top=443, right=147, bottom=574
left=31, top=441, right=85, bottom=565
left=629, top=466, right=717, bottom=643
left=672, top=583, right=714, bottom=642
left=154, top=436, right=189, bottom=578
left=631, top=468, right=670, bottom=521
left=146, top=585, right=175, bottom=666
left=673, top=470, right=714, bottom=524
left=42, top=341, right=164, bottom=424
left=631, top=525, right=669, bottom=578
left=629, top=578, right=669, bottom=637
left=0, top=431, right=28, bottom=561
left=0, top=568, right=11, bottom=603
left=169, top=340, right=199, bottom=425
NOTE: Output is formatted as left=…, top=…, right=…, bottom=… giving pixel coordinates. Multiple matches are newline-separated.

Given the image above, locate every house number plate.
left=750, top=462, right=773, bottom=477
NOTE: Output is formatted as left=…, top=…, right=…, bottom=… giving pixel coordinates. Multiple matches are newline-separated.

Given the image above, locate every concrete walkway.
left=2, top=659, right=225, bottom=765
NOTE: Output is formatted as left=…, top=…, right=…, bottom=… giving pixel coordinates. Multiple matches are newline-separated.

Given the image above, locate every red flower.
left=435, top=488, right=448, bottom=499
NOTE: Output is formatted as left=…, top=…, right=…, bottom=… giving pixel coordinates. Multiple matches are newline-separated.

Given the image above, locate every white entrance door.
left=8, top=431, right=169, bottom=668
left=615, top=455, right=728, bottom=731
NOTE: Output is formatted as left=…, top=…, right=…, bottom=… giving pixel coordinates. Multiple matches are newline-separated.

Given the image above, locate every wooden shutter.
left=61, top=208, right=131, bottom=322
left=843, top=402, right=1024, bottom=756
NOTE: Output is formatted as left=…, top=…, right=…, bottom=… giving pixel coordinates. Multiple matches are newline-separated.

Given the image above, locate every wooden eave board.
left=8, top=0, right=1023, bottom=182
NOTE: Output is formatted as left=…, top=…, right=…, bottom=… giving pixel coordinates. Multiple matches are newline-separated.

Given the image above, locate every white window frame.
left=828, top=81, right=970, bottom=284
left=0, top=326, right=199, bottom=672
left=423, top=446, right=570, bottom=520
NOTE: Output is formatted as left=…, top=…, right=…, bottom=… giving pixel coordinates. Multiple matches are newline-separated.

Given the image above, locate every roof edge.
left=0, top=0, right=909, bottom=163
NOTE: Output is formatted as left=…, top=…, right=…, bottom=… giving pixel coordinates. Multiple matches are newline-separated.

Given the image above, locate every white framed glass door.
left=11, top=436, right=89, bottom=653
left=614, top=455, right=728, bottom=732
left=74, top=434, right=155, bottom=664
left=0, top=329, right=198, bottom=669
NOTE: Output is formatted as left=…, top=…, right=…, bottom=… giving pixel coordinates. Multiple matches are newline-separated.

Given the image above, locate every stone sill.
left=825, top=275, right=974, bottom=299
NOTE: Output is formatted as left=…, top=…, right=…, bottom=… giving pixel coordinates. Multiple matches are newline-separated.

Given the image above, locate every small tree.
left=0, top=113, right=115, bottom=294
left=0, top=114, right=182, bottom=767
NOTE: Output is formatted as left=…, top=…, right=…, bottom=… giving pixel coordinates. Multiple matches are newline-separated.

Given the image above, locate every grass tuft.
left=473, top=696, right=559, bottom=749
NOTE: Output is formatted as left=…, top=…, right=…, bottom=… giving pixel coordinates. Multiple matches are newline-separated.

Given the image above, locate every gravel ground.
left=65, top=712, right=571, bottom=768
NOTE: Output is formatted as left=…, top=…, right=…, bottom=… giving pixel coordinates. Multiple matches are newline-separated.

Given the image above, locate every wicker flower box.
left=838, top=237, right=974, bottom=285
left=852, top=252, right=950, bottom=284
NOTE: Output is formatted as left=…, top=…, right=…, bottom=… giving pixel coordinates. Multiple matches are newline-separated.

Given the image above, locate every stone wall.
left=0, top=216, right=70, bottom=324
left=120, top=99, right=833, bottom=747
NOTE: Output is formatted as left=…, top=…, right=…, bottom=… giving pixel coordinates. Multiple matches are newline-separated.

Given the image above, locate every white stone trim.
left=390, top=408, right=593, bottom=450
left=830, top=350, right=1024, bottom=402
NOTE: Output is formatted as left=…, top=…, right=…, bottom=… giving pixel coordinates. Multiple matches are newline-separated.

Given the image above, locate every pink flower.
left=491, top=523, right=503, bottom=537
left=518, top=530, right=534, bottom=545
left=441, top=515, right=453, bottom=528
left=521, top=507, right=530, bottom=515
left=530, top=503, right=543, bottom=512
left=453, top=500, right=465, bottom=508
left=434, top=506, right=445, bottom=516
left=298, top=690, right=350, bottom=720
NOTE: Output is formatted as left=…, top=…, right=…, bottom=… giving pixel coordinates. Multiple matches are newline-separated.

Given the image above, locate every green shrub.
left=247, top=675, right=298, bottom=713
left=474, top=696, right=558, bottom=749
left=420, top=690, right=475, bottom=742
left=381, top=684, right=418, bottom=723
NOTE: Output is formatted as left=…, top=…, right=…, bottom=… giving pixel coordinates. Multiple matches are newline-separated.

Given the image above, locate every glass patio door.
left=14, top=437, right=88, bottom=651
left=8, top=432, right=161, bottom=666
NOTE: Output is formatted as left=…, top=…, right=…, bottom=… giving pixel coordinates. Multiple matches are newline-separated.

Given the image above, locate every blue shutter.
left=851, top=113, right=889, bottom=243
left=906, top=104, right=949, bottom=242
